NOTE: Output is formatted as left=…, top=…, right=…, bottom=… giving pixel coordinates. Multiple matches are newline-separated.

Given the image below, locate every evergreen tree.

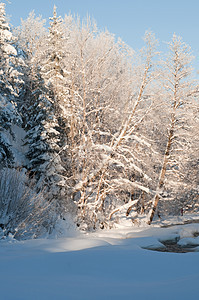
left=14, top=10, right=47, bottom=129
left=0, top=2, right=23, bottom=166
left=22, top=7, right=74, bottom=217
left=10, top=4, right=199, bottom=230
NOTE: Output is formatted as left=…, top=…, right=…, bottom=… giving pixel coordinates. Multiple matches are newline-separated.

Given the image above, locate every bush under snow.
left=0, top=168, right=58, bottom=240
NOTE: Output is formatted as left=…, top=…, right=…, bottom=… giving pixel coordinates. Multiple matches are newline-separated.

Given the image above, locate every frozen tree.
left=15, top=11, right=46, bottom=60
left=0, top=3, right=18, bottom=90
left=69, top=30, right=159, bottom=229
left=7, top=3, right=198, bottom=232
left=41, top=6, right=69, bottom=99
left=22, top=7, right=76, bottom=218
left=0, top=2, right=24, bottom=166
left=147, top=34, right=199, bottom=224
left=14, top=10, right=47, bottom=128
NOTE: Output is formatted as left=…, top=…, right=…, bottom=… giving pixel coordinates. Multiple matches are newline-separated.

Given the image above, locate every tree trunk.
left=147, top=114, right=175, bottom=225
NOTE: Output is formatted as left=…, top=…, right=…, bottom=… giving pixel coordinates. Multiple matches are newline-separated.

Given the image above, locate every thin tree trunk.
left=147, top=114, right=175, bottom=225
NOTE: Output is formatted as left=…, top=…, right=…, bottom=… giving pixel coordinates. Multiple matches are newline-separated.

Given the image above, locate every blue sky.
left=4, top=0, right=199, bottom=70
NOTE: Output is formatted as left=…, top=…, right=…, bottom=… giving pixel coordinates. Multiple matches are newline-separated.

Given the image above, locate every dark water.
left=143, top=232, right=199, bottom=253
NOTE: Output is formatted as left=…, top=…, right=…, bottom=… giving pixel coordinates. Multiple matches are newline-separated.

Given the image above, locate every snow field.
left=0, top=223, right=199, bottom=300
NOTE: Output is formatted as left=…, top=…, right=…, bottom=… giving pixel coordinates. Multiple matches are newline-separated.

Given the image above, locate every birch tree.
left=147, top=34, right=199, bottom=224
left=70, top=31, right=159, bottom=229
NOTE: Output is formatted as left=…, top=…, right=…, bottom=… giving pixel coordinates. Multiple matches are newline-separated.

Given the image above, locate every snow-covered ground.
left=1, top=221, right=199, bottom=300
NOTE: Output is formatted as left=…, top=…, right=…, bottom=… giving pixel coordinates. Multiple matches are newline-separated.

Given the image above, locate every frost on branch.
left=0, top=4, right=198, bottom=235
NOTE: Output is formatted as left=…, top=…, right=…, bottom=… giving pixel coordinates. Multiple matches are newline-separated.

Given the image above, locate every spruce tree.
left=23, top=7, right=73, bottom=217
left=0, top=2, right=23, bottom=166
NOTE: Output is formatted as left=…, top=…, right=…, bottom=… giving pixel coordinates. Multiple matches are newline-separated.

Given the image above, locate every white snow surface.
left=3, top=44, right=17, bottom=56
left=9, top=124, right=28, bottom=166
left=0, top=220, right=199, bottom=300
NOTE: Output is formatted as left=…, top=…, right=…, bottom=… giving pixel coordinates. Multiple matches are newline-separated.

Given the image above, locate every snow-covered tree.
left=69, top=30, right=159, bottom=229
left=147, top=34, right=199, bottom=224
left=7, top=3, right=198, bottom=232
left=19, top=7, right=75, bottom=220
left=0, top=2, right=24, bottom=166
left=14, top=10, right=47, bottom=128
